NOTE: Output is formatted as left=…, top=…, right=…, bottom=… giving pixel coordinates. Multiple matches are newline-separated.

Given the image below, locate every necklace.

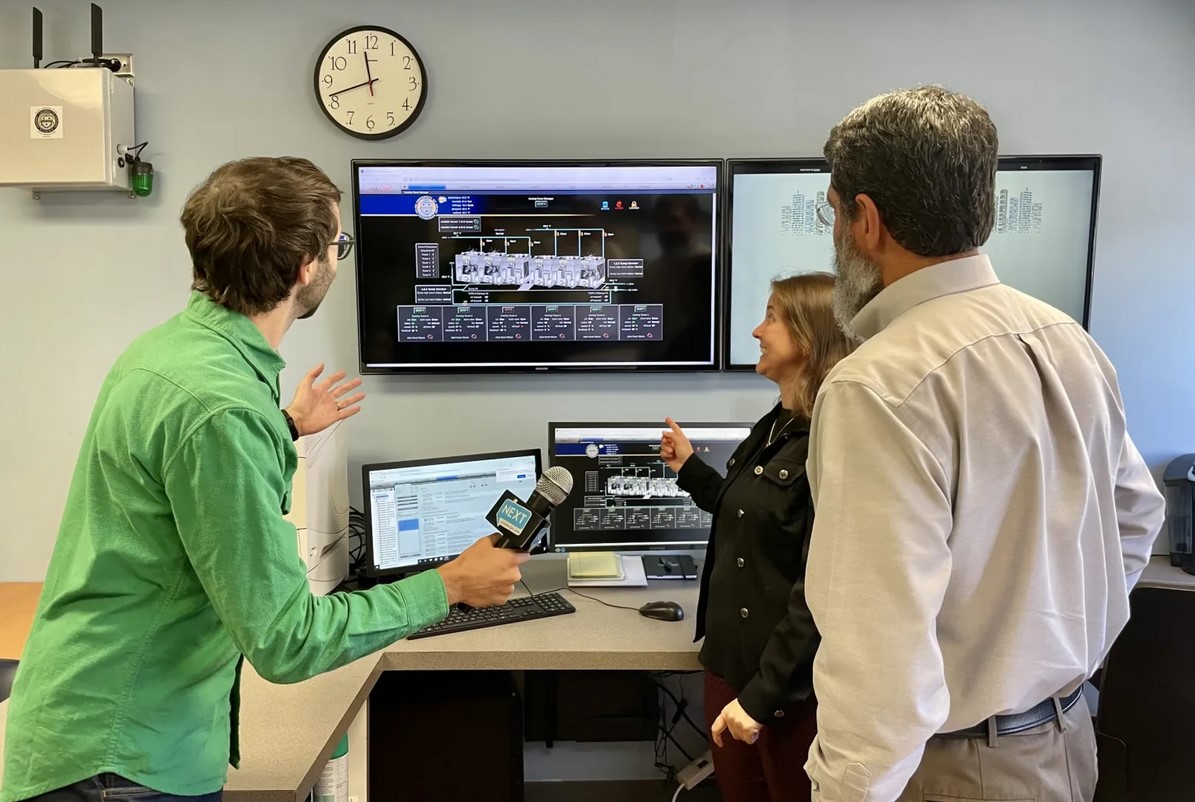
left=766, top=410, right=797, bottom=447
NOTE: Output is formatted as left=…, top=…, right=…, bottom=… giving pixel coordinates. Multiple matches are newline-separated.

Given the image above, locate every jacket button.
left=774, top=710, right=785, bottom=718
left=779, top=469, right=789, bottom=479
left=753, top=466, right=763, bottom=476
left=740, top=607, right=749, bottom=619
left=736, top=558, right=744, bottom=568
left=737, top=509, right=744, bottom=518
left=728, top=457, right=735, bottom=466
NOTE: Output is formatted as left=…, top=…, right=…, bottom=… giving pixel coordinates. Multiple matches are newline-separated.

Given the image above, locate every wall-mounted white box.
left=0, top=68, right=134, bottom=193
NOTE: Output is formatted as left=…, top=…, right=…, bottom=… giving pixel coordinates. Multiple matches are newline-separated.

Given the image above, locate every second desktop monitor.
left=547, top=421, right=751, bottom=552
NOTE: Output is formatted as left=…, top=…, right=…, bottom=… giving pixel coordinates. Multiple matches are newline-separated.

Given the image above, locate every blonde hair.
left=769, top=272, right=856, bottom=419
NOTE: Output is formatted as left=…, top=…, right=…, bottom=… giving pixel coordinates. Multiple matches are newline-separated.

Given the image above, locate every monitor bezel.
left=350, top=157, right=726, bottom=375
left=545, top=420, right=753, bottom=553
left=361, top=447, right=544, bottom=579
left=721, top=157, right=832, bottom=372
left=720, top=153, right=1103, bottom=370
left=995, top=153, right=1102, bottom=331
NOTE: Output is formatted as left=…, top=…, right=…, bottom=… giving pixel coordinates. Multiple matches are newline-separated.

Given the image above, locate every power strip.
left=676, top=749, right=715, bottom=789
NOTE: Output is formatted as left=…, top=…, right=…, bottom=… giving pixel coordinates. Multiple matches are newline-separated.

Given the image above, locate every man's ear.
left=296, top=255, right=317, bottom=287
left=854, top=193, right=884, bottom=253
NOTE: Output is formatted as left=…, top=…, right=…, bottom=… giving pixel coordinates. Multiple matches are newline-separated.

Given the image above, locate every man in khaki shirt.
left=803, top=87, right=1165, bottom=801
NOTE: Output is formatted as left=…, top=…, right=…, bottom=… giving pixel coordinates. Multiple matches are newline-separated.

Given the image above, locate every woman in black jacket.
left=661, top=272, right=854, bottom=802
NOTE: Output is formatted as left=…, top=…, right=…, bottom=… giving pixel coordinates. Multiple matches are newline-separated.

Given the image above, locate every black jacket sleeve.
left=675, top=454, right=724, bottom=513
left=735, top=503, right=820, bottom=724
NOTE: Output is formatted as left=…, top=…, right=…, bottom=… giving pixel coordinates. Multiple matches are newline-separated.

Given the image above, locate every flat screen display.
left=352, top=160, right=722, bottom=372
left=723, top=155, right=1101, bottom=369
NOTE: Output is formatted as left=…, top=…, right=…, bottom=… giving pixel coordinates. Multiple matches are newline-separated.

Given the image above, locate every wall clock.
left=314, top=25, right=428, bottom=140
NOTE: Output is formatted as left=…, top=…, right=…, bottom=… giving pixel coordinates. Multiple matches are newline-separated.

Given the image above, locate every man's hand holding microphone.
left=436, top=534, right=531, bottom=608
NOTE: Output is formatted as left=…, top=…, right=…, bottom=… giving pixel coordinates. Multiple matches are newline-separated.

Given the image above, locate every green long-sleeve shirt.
left=1, top=292, right=448, bottom=801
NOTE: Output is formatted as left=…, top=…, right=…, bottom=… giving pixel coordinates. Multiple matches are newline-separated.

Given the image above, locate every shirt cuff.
left=390, top=569, right=451, bottom=633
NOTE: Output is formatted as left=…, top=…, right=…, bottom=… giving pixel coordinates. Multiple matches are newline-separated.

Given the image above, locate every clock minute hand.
left=328, top=77, right=378, bottom=98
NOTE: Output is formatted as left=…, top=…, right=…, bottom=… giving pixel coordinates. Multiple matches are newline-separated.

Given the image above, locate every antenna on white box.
left=32, top=8, right=42, bottom=69
left=90, top=3, right=103, bottom=67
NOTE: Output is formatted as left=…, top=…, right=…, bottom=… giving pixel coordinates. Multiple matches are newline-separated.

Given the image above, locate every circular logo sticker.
left=34, top=108, right=59, bottom=134
left=585, top=443, right=599, bottom=458
left=414, top=195, right=439, bottom=220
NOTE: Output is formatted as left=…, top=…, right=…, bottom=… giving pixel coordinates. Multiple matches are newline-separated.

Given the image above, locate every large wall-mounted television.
left=721, top=155, right=1101, bottom=370
left=352, top=159, right=722, bottom=373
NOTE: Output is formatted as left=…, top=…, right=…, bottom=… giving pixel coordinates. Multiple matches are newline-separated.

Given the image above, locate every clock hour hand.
left=328, top=77, right=378, bottom=98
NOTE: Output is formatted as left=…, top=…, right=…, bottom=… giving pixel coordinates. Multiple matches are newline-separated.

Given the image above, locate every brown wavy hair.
left=181, top=156, right=341, bottom=316
left=770, top=272, right=857, bottom=418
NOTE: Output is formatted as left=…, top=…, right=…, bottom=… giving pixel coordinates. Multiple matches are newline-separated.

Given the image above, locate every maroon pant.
left=704, top=670, right=817, bottom=802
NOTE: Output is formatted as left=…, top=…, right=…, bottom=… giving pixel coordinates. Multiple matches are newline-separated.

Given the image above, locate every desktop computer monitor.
left=352, top=159, right=723, bottom=373
left=547, top=422, right=752, bottom=554
left=363, top=449, right=542, bottom=578
left=722, top=155, right=1101, bottom=369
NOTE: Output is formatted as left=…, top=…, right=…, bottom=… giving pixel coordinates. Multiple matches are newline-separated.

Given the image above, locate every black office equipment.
left=407, top=592, right=576, bottom=640
left=370, top=670, right=523, bottom=802
left=351, top=159, right=723, bottom=373
left=362, top=449, right=543, bottom=580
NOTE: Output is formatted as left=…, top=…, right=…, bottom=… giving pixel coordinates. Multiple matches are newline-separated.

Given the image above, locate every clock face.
left=314, top=26, right=427, bottom=140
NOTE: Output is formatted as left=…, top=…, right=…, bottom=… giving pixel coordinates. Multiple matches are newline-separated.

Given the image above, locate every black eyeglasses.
left=335, top=233, right=354, bottom=261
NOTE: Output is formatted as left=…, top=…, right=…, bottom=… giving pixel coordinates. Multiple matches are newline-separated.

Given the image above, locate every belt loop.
left=987, top=715, right=998, bottom=748
left=1052, top=696, right=1066, bottom=733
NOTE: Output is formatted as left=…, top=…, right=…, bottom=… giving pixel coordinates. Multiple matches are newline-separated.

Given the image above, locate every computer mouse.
left=639, top=600, right=684, bottom=622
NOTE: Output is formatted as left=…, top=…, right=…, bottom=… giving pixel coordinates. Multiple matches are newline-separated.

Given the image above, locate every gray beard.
left=832, top=230, right=884, bottom=341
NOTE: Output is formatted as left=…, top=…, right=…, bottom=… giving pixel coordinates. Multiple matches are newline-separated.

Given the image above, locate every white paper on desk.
left=567, top=555, right=648, bottom=587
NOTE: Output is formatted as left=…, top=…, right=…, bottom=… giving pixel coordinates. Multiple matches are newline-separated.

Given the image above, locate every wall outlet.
left=676, top=749, right=714, bottom=789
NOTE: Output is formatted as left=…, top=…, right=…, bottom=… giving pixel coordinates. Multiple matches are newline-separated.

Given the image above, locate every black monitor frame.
left=722, top=157, right=831, bottom=371
left=995, top=154, right=1102, bottom=331
left=720, top=154, right=1102, bottom=370
left=350, top=158, right=726, bottom=375
left=361, top=447, right=544, bottom=580
left=545, top=420, right=752, bottom=553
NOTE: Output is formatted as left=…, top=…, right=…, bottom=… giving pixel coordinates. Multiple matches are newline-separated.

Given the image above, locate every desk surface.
left=0, top=557, right=702, bottom=802
left=1140, top=556, right=1195, bottom=591
left=0, top=583, right=41, bottom=660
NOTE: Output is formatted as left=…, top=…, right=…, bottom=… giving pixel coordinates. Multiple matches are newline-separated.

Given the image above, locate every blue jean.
left=17, top=774, right=222, bottom=802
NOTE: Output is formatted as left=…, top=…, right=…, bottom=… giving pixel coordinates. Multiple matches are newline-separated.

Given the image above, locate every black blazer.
left=676, top=404, right=818, bottom=725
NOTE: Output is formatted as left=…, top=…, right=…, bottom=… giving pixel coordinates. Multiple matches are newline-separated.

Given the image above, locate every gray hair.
left=824, top=86, right=999, bottom=257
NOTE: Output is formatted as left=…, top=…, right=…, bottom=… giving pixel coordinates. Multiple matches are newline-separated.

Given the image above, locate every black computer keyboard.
left=408, top=592, right=577, bottom=640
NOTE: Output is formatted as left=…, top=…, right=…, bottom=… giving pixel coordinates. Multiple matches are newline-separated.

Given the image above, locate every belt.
left=938, top=686, right=1084, bottom=740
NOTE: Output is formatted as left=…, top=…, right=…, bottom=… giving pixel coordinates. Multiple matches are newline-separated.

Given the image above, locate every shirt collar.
left=182, top=291, right=286, bottom=402
left=849, top=253, right=1000, bottom=340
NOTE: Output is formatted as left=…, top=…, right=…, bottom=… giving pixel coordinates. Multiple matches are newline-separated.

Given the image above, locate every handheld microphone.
left=486, top=466, right=574, bottom=551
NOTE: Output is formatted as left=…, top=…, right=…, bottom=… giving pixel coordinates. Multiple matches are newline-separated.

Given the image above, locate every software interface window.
left=355, top=162, right=719, bottom=370
left=726, top=158, right=1098, bottom=366
left=366, top=452, right=539, bottom=572
left=550, top=423, right=750, bottom=551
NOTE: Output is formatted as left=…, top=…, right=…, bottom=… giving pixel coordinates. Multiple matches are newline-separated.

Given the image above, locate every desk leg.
left=347, top=699, right=369, bottom=802
left=545, top=672, right=556, bottom=750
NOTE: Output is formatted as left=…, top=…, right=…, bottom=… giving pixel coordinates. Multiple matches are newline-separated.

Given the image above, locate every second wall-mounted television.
left=352, top=159, right=722, bottom=373
left=722, top=155, right=1101, bottom=370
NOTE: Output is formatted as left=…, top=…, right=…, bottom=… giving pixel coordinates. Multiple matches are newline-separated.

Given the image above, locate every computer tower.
left=369, top=670, right=523, bottom=801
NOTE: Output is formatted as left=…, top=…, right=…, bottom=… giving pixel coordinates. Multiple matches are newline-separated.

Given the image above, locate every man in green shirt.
left=1, top=157, right=529, bottom=802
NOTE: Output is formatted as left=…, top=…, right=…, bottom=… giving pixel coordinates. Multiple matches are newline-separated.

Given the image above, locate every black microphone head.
left=537, top=466, right=573, bottom=505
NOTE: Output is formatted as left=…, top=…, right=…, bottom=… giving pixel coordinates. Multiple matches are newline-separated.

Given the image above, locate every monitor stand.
left=641, top=554, right=697, bottom=580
